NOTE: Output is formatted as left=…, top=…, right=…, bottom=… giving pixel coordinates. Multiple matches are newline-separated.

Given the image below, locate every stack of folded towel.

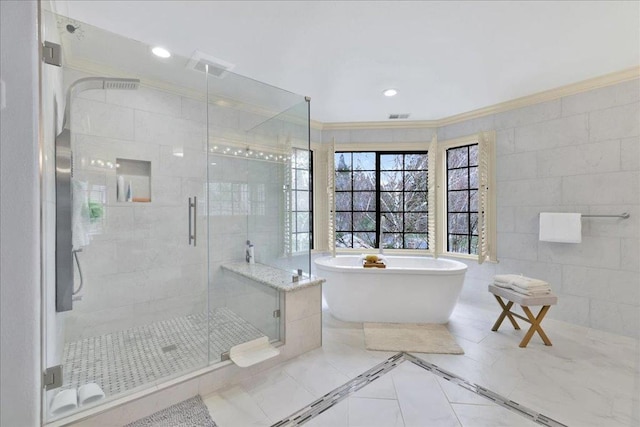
left=493, top=274, right=552, bottom=296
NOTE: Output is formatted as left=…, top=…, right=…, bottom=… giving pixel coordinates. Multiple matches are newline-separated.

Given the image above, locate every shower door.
left=42, top=12, right=211, bottom=421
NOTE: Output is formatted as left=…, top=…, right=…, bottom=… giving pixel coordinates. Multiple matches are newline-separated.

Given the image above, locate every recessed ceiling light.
left=152, top=46, right=171, bottom=58
left=383, top=88, right=398, bottom=97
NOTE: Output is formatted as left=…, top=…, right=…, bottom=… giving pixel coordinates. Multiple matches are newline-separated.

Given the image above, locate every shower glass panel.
left=41, top=11, right=212, bottom=421
left=43, top=10, right=311, bottom=422
left=206, top=72, right=310, bottom=362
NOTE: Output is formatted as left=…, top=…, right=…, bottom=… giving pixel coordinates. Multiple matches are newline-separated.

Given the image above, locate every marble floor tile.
left=202, top=386, right=271, bottom=427
left=203, top=301, right=639, bottom=427
left=281, top=349, right=350, bottom=398
left=239, top=366, right=316, bottom=422
left=348, top=397, right=405, bottom=427
left=452, top=403, right=538, bottom=427
left=391, top=363, right=460, bottom=427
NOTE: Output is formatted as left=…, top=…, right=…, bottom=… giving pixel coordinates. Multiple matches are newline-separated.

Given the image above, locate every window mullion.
left=375, top=152, right=381, bottom=249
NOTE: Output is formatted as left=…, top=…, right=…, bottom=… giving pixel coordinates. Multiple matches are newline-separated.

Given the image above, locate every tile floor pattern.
left=62, top=308, right=265, bottom=397
left=203, top=302, right=639, bottom=427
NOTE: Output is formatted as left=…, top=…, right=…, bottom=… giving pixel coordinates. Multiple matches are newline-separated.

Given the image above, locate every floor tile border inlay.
left=272, top=352, right=567, bottom=427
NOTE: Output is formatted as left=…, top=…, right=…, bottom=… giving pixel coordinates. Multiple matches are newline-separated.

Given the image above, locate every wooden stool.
left=488, top=284, right=558, bottom=348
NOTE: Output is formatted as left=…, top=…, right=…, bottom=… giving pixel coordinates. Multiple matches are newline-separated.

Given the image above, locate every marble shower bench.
left=64, top=264, right=325, bottom=426
left=221, top=262, right=325, bottom=357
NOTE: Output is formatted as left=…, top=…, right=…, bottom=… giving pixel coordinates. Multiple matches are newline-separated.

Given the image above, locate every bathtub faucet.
left=379, top=216, right=387, bottom=255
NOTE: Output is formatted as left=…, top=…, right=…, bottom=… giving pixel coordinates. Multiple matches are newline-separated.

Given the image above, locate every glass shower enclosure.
left=41, top=10, right=311, bottom=422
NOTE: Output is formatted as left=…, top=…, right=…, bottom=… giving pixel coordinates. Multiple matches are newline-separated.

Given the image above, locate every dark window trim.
left=445, top=143, right=479, bottom=255
left=335, top=150, right=428, bottom=249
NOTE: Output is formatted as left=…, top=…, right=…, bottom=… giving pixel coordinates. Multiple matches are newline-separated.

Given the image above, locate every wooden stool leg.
left=519, top=305, right=552, bottom=348
left=491, top=295, right=520, bottom=331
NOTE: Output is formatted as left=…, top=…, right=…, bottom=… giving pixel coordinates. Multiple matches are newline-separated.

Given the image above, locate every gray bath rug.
left=364, top=322, right=464, bottom=354
left=124, top=395, right=217, bottom=427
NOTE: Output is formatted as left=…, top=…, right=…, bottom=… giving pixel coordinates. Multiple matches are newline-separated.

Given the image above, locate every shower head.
left=70, top=77, right=140, bottom=94
left=59, top=77, right=140, bottom=131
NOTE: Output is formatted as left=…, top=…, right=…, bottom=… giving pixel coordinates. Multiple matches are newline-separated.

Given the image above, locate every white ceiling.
left=54, top=1, right=640, bottom=124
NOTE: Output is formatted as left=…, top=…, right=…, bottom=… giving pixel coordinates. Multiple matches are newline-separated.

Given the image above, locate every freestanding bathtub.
left=315, top=255, right=468, bottom=323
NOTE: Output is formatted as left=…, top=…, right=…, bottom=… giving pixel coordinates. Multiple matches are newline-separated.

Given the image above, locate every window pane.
left=335, top=172, right=352, bottom=190
left=296, top=212, right=309, bottom=232
left=470, top=190, right=478, bottom=211
left=404, top=170, right=427, bottom=191
left=353, top=191, right=376, bottom=211
left=353, top=212, right=376, bottom=231
left=469, top=166, right=478, bottom=189
left=380, top=154, right=403, bottom=170
left=353, top=171, right=376, bottom=190
left=382, top=233, right=403, bottom=249
left=335, top=153, right=351, bottom=171
left=296, top=233, right=310, bottom=251
left=353, top=152, right=375, bottom=170
left=334, top=150, right=428, bottom=251
left=354, top=232, right=375, bottom=248
left=404, top=212, right=427, bottom=233
left=380, top=191, right=403, bottom=212
left=404, top=191, right=427, bottom=211
left=335, top=192, right=352, bottom=211
left=296, top=150, right=310, bottom=169
left=448, top=168, right=468, bottom=190
left=335, top=232, right=350, bottom=248
left=295, top=191, right=309, bottom=211
left=382, top=213, right=403, bottom=232
left=448, top=213, right=469, bottom=234
left=469, top=144, right=478, bottom=167
left=336, top=212, right=352, bottom=230
left=446, top=143, right=481, bottom=255
left=296, top=170, right=309, bottom=190
left=380, top=171, right=403, bottom=191
left=406, top=233, right=428, bottom=249
left=470, top=236, right=479, bottom=254
left=449, top=235, right=469, bottom=253
left=405, top=154, right=428, bottom=170
left=448, top=190, right=469, bottom=213
left=470, top=213, right=479, bottom=235
left=447, top=147, right=468, bottom=169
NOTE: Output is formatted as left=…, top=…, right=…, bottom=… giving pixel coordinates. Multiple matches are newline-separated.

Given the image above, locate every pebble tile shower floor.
left=62, top=308, right=265, bottom=397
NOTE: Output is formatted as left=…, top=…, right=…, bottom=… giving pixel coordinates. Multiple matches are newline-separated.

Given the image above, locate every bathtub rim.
left=314, top=255, right=468, bottom=276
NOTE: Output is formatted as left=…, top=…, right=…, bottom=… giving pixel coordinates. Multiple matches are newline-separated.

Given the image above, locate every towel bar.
left=582, top=212, right=630, bottom=219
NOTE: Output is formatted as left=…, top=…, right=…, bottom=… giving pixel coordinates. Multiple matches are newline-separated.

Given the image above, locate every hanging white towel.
left=72, top=180, right=91, bottom=249
left=539, top=212, right=582, bottom=243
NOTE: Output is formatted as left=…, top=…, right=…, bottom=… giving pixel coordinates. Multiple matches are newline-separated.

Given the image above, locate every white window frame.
left=436, top=132, right=497, bottom=262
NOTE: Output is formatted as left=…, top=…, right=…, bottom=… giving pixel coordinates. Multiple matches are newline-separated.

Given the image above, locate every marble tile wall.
left=438, top=78, right=640, bottom=337
left=319, top=79, right=639, bottom=338
left=64, top=78, right=215, bottom=340
left=64, top=70, right=309, bottom=341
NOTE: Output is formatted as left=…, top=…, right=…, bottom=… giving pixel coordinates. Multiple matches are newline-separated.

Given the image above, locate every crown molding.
left=437, top=66, right=640, bottom=127
left=64, top=58, right=638, bottom=134
left=318, top=66, right=640, bottom=131
left=321, top=119, right=439, bottom=131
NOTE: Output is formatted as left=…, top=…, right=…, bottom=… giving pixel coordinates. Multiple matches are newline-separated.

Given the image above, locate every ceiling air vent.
left=187, top=51, right=235, bottom=79
left=388, top=113, right=411, bottom=120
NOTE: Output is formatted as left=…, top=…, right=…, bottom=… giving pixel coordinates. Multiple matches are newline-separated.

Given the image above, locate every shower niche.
left=42, top=9, right=317, bottom=424
left=115, top=158, right=151, bottom=202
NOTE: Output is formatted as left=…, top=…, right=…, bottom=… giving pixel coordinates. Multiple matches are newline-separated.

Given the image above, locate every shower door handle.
left=188, top=197, right=197, bottom=246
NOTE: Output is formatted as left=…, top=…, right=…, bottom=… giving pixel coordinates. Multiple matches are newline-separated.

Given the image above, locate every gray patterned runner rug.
left=124, top=395, right=217, bottom=427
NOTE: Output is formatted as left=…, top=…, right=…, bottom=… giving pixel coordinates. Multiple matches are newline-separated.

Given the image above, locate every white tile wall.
left=318, top=79, right=640, bottom=338
left=64, top=83, right=212, bottom=340
left=441, top=79, right=640, bottom=337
